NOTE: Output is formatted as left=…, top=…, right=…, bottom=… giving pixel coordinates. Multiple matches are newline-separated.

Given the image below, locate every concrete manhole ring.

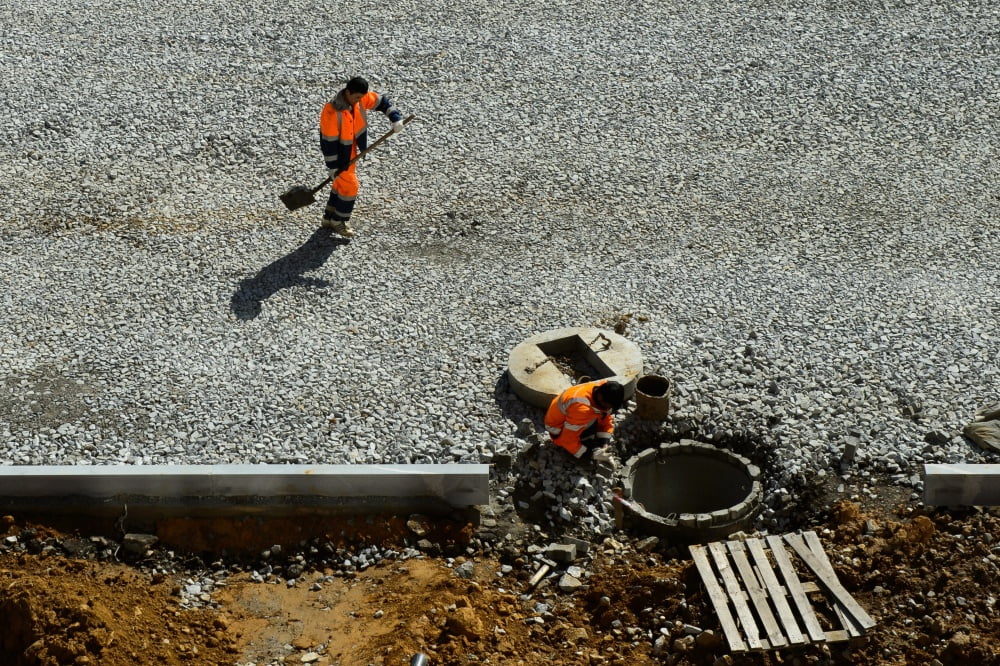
left=619, top=440, right=762, bottom=541
left=507, top=327, right=643, bottom=409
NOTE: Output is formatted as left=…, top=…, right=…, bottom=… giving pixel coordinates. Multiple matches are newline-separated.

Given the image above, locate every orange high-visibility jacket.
left=319, top=90, right=402, bottom=177
left=544, top=379, right=614, bottom=456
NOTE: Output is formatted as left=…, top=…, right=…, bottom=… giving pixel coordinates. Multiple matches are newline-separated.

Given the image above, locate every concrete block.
left=546, top=543, right=577, bottom=564
left=923, top=464, right=1000, bottom=506
left=0, top=464, right=490, bottom=507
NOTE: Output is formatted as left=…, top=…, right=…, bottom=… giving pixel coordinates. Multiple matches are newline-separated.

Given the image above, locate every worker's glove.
left=391, top=120, right=404, bottom=134
left=573, top=445, right=588, bottom=459
left=328, top=168, right=343, bottom=181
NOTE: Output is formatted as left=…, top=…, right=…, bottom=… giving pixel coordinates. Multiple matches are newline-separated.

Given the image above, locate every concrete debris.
left=545, top=543, right=576, bottom=564
left=557, top=574, right=584, bottom=592
left=122, top=533, right=159, bottom=555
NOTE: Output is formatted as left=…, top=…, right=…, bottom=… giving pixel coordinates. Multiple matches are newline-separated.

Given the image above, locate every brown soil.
left=1, top=489, right=999, bottom=666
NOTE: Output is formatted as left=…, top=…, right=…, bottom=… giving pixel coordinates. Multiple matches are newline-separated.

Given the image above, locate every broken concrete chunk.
left=557, top=574, right=583, bottom=592
left=964, top=421, right=1000, bottom=453
left=122, top=533, right=158, bottom=555
left=562, top=536, right=591, bottom=556
left=545, top=543, right=577, bottom=563
left=841, top=436, right=860, bottom=464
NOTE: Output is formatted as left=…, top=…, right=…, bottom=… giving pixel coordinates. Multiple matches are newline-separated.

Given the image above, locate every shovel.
left=280, top=114, right=416, bottom=211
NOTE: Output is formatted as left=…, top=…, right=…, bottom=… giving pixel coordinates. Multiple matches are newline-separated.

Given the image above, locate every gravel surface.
left=1, top=0, right=998, bottom=532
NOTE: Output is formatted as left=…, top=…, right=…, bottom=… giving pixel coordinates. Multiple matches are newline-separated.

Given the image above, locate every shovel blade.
left=280, top=185, right=317, bottom=211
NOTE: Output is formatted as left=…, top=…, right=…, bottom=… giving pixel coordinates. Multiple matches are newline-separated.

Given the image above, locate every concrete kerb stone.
left=507, top=326, right=643, bottom=409
left=0, top=464, right=490, bottom=512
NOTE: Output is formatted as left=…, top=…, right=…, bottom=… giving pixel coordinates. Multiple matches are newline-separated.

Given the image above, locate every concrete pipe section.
left=619, top=440, right=761, bottom=542
left=507, top=326, right=643, bottom=409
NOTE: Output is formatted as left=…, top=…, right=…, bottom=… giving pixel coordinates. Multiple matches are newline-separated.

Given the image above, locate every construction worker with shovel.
left=319, top=76, right=405, bottom=238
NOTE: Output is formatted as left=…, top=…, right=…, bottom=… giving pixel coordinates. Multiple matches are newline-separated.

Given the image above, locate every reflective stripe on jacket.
left=544, top=379, right=614, bottom=456
left=319, top=90, right=402, bottom=173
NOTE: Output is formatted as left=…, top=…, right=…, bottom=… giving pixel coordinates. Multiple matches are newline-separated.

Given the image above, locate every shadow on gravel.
left=492, top=371, right=543, bottom=431
left=230, top=227, right=348, bottom=320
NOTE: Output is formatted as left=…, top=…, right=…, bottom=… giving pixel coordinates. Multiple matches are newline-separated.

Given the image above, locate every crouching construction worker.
left=545, top=379, right=625, bottom=461
left=319, top=76, right=404, bottom=238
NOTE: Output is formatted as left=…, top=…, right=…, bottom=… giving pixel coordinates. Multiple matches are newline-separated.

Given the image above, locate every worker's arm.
left=362, top=91, right=404, bottom=130
left=595, top=411, right=614, bottom=444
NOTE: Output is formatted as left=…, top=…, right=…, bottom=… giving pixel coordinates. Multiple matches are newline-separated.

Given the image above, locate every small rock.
left=557, top=574, right=583, bottom=592
left=122, top=533, right=158, bottom=555
left=407, top=514, right=431, bottom=537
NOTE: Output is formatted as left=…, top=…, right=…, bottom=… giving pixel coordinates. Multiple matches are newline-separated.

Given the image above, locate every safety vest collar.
left=331, top=90, right=351, bottom=111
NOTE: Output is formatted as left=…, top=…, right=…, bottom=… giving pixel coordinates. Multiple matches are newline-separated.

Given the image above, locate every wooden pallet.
left=689, top=530, right=876, bottom=653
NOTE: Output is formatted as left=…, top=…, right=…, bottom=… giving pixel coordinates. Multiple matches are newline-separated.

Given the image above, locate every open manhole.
left=618, top=440, right=761, bottom=541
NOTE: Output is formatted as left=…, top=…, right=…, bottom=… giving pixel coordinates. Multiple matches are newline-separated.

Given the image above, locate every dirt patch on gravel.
left=1, top=489, right=999, bottom=666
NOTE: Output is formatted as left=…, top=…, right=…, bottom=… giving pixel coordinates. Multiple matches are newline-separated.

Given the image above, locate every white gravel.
left=1, top=0, right=998, bottom=530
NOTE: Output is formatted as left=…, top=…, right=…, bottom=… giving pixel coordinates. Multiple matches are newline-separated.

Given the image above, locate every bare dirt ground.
left=1, top=485, right=999, bottom=666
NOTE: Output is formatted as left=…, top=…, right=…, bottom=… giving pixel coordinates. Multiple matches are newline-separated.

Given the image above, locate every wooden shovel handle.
left=313, top=114, right=416, bottom=193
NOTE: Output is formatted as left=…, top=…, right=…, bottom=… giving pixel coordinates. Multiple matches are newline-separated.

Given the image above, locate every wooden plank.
left=825, top=629, right=850, bottom=642
left=689, top=545, right=747, bottom=653
left=801, top=531, right=866, bottom=637
left=784, top=532, right=876, bottom=631
left=727, top=541, right=788, bottom=648
left=746, top=538, right=807, bottom=645
left=709, top=541, right=763, bottom=650
left=766, top=535, right=827, bottom=642
left=833, top=603, right=863, bottom=637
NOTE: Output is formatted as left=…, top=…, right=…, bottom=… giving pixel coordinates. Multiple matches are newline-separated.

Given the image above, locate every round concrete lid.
left=507, top=326, right=643, bottom=409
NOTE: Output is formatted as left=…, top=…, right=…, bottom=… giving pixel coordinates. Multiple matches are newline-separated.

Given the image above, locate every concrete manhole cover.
left=507, top=327, right=643, bottom=409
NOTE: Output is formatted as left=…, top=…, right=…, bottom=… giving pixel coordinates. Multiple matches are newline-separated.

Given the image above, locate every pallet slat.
left=727, top=540, right=788, bottom=648
left=784, top=532, right=876, bottom=631
left=709, top=541, right=764, bottom=650
left=765, top=535, right=828, bottom=642
left=746, top=538, right=807, bottom=645
left=689, top=545, right=747, bottom=652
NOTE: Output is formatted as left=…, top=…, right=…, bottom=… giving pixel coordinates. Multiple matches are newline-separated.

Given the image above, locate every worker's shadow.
left=230, top=227, right=348, bottom=321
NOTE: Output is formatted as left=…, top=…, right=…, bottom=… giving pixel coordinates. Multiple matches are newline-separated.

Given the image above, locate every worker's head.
left=593, top=381, right=625, bottom=412
left=343, top=76, right=369, bottom=104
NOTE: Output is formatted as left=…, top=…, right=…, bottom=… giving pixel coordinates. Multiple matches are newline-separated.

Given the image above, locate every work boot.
left=322, top=219, right=355, bottom=238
